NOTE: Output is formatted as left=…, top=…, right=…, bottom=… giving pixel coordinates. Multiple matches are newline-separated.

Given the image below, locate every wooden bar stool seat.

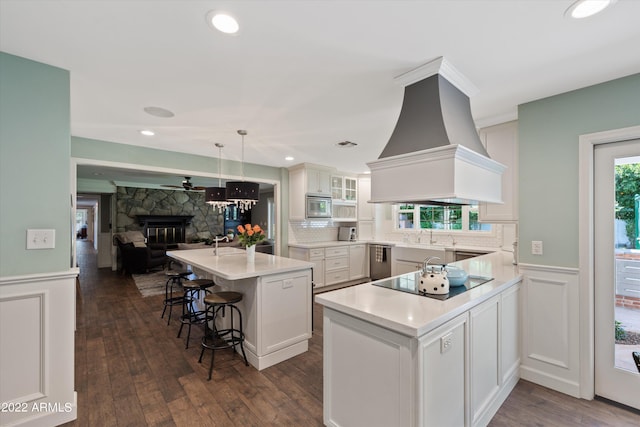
left=198, top=291, right=249, bottom=380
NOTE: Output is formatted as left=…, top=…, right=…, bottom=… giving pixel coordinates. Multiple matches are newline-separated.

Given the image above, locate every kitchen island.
left=167, top=248, right=314, bottom=370
left=315, top=250, right=522, bottom=427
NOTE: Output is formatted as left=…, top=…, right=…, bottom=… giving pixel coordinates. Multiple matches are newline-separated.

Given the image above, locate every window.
left=395, top=204, right=491, bottom=232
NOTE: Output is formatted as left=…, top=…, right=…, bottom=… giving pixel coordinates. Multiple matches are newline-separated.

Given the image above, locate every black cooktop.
left=371, top=272, right=494, bottom=301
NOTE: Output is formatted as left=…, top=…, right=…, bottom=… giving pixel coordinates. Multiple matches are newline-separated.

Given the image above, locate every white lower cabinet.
left=470, top=284, right=521, bottom=427
left=323, top=282, right=521, bottom=427
left=419, top=313, right=468, bottom=427
left=290, top=244, right=368, bottom=288
left=289, top=247, right=326, bottom=289
left=325, top=246, right=350, bottom=285
left=470, top=295, right=500, bottom=426
left=349, top=244, right=366, bottom=280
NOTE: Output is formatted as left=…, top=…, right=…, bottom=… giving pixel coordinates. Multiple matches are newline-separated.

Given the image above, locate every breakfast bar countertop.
left=167, top=248, right=313, bottom=280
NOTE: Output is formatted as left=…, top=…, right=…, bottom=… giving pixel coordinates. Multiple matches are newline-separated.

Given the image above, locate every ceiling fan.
left=161, top=176, right=206, bottom=191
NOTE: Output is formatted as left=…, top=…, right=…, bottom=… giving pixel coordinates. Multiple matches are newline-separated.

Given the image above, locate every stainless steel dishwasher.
left=369, top=244, right=392, bottom=280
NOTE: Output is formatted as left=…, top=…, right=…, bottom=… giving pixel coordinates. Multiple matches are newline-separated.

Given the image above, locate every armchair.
left=113, top=231, right=167, bottom=274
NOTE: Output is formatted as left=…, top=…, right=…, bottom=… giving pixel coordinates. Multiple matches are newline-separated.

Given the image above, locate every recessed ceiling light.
left=285, top=156, right=294, bottom=161
left=363, top=170, right=371, bottom=175
left=144, top=106, right=174, bottom=118
left=337, top=141, right=357, bottom=148
left=564, top=0, right=615, bottom=19
left=140, top=129, right=155, bottom=136
left=206, top=11, right=239, bottom=34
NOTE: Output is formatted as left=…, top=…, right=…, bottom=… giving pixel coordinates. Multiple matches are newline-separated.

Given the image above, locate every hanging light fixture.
left=205, top=143, right=233, bottom=212
left=225, top=130, right=260, bottom=212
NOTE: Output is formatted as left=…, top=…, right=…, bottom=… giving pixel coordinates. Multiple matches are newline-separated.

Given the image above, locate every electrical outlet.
left=26, top=229, right=56, bottom=249
left=440, top=332, right=453, bottom=354
left=531, top=240, right=543, bottom=255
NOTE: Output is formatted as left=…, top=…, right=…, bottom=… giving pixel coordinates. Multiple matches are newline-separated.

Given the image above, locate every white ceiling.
left=2, top=0, right=639, bottom=181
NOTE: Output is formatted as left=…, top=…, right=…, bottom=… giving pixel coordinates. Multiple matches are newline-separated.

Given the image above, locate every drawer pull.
left=625, top=277, right=640, bottom=282
left=624, top=288, right=640, bottom=293
left=624, top=266, right=640, bottom=270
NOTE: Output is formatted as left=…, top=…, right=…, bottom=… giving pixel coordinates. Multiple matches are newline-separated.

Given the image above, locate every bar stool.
left=161, top=270, right=192, bottom=325
left=198, top=291, right=249, bottom=380
left=177, top=278, right=216, bottom=349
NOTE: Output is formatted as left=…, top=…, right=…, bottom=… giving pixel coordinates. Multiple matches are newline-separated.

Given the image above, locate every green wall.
left=0, top=52, right=71, bottom=276
left=518, top=73, right=640, bottom=267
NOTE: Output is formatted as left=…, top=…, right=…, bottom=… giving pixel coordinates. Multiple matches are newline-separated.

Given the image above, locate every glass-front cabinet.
left=331, top=175, right=357, bottom=202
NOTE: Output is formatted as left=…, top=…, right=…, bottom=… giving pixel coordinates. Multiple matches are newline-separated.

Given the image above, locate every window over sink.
left=395, top=204, right=491, bottom=232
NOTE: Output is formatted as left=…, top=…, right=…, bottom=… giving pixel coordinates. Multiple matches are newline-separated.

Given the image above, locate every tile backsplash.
left=288, top=220, right=357, bottom=243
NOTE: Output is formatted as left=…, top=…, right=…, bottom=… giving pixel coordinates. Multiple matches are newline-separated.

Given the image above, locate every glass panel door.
left=594, top=139, right=640, bottom=410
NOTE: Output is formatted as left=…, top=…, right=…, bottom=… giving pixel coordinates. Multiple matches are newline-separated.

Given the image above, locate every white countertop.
left=167, top=248, right=313, bottom=280
left=315, top=250, right=522, bottom=338
left=289, top=240, right=499, bottom=253
left=288, top=241, right=367, bottom=249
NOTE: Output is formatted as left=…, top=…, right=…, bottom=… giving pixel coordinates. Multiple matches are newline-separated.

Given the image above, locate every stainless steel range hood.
left=367, top=57, right=505, bottom=205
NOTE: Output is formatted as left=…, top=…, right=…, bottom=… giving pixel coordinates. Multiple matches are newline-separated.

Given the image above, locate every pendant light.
left=205, top=143, right=232, bottom=212
left=226, top=130, right=260, bottom=212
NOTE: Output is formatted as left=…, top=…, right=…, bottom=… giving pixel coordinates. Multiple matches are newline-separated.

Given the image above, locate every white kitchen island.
left=167, top=248, right=314, bottom=370
left=315, top=250, right=522, bottom=427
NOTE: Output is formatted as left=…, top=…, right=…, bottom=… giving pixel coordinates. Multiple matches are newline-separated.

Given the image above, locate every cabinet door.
left=344, top=177, right=357, bottom=202
left=260, top=271, right=312, bottom=355
left=308, top=167, right=331, bottom=196
left=419, top=313, right=468, bottom=427
left=349, top=245, right=366, bottom=280
left=479, top=121, right=518, bottom=222
left=357, top=177, right=374, bottom=220
left=470, top=295, right=500, bottom=426
left=311, top=257, right=325, bottom=288
left=501, top=283, right=520, bottom=384
left=288, top=168, right=306, bottom=220
left=331, top=175, right=344, bottom=200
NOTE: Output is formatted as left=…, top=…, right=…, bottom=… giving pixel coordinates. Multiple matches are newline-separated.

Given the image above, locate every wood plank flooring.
left=64, top=240, right=639, bottom=426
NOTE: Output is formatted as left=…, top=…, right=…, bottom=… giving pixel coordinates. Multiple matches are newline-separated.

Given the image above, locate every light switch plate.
left=531, top=240, right=543, bottom=255
left=26, top=229, right=56, bottom=249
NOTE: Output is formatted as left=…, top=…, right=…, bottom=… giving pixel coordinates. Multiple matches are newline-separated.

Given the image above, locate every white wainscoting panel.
left=0, top=292, right=45, bottom=403
left=519, top=264, right=581, bottom=397
left=0, top=269, right=78, bottom=427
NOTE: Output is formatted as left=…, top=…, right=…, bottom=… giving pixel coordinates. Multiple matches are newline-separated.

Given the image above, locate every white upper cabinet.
left=357, top=176, right=374, bottom=220
left=288, top=163, right=333, bottom=220
left=479, top=121, right=519, bottom=223
left=306, top=166, right=332, bottom=196
left=331, top=174, right=357, bottom=203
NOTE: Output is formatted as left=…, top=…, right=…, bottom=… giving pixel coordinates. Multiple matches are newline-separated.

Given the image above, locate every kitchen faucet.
left=212, top=236, right=229, bottom=256
left=429, top=230, right=437, bottom=245
left=449, top=234, right=457, bottom=246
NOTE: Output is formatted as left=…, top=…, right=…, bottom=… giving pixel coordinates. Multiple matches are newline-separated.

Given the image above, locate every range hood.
left=367, top=57, right=505, bottom=205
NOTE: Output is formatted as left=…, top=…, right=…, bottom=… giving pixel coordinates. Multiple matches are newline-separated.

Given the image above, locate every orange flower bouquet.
left=236, top=223, right=266, bottom=247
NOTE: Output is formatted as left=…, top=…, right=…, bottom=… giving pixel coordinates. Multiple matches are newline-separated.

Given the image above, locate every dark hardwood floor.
left=65, top=240, right=639, bottom=426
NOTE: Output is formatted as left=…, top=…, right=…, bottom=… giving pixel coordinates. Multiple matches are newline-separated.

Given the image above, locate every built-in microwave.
left=306, top=195, right=332, bottom=218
